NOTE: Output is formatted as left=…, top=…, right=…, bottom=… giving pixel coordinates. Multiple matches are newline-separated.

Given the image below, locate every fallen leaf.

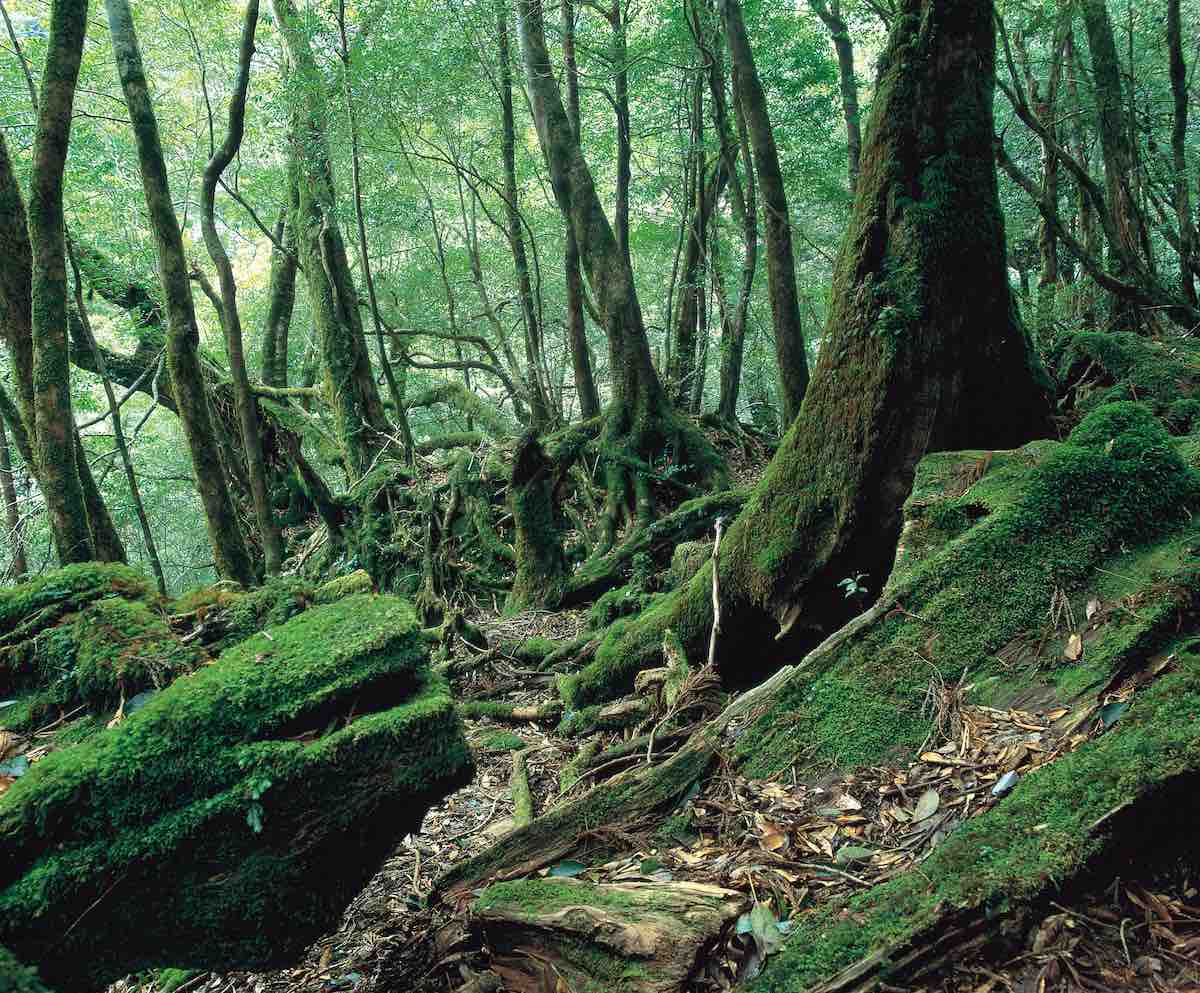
left=761, top=831, right=788, bottom=852
left=911, top=789, right=940, bottom=824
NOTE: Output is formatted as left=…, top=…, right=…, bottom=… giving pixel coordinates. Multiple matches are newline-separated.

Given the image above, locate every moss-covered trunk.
left=519, top=0, right=725, bottom=548
left=105, top=0, right=255, bottom=587
left=270, top=0, right=394, bottom=478
left=28, top=0, right=94, bottom=565
left=0, top=419, right=26, bottom=579
left=564, top=0, right=1053, bottom=708
left=261, top=200, right=297, bottom=389
left=507, top=433, right=568, bottom=610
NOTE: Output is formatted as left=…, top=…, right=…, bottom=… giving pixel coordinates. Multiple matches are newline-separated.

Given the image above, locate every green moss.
left=750, top=647, right=1200, bottom=992
left=313, top=569, right=373, bottom=604
left=155, top=968, right=199, bottom=993
left=0, top=563, right=152, bottom=647
left=668, top=540, right=711, bottom=590
left=736, top=402, right=1200, bottom=776
left=172, top=578, right=315, bottom=654
left=0, top=948, right=48, bottom=993
left=475, top=730, right=526, bottom=753
left=587, top=586, right=658, bottom=630
left=0, top=595, right=472, bottom=993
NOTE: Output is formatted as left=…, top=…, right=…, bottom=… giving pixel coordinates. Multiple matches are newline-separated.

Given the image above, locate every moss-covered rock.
left=0, top=594, right=472, bottom=993
left=667, top=540, right=710, bottom=590
left=0, top=948, right=48, bottom=993
left=171, top=577, right=316, bottom=653
left=313, top=568, right=373, bottom=603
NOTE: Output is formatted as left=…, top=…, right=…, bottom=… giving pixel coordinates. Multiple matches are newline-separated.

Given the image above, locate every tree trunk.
left=561, top=0, right=601, bottom=420
left=809, top=0, right=862, bottom=190
left=200, top=0, right=282, bottom=578
left=0, top=418, right=26, bottom=579
left=720, top=0, right=809, bottom=426
left=497, top=0, right=554, bottom=430
left=518, top=0, right=725, bottom=548
left=261, top=197, right=297, bottom=389
left=566, top=0, right=1054, bottom=708
left=611, top=1, right=632, bottom=266
left=1167, top=0, right=1196, bottom=306
left=105, top=0, right=255, bottom=587
left=269, top=0, right=394, bottom=477
left=1076, top=0, right=1146, bottom=329
left=28, top=0, right=94, bottom=565
left=507, top=433, right=568, bottom=610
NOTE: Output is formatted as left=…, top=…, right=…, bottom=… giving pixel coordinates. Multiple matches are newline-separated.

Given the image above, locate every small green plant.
left=838, top=573, right=869, bottom=600
left=244, top=772, right=272, bottom=834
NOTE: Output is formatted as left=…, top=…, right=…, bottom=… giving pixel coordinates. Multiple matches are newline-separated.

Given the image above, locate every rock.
left=0, top=594, right=472, bottom=993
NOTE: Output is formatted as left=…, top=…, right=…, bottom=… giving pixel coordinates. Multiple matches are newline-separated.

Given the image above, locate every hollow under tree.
left=517, top=0, right=726, bottom=554
left=563, top=0, right=1055, bottom=708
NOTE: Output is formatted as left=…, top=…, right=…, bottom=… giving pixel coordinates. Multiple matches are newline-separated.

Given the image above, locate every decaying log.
left=473, top=878, right=746, bottom=993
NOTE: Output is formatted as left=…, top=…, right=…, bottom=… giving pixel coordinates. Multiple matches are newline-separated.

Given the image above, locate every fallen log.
left=473, top=878, right=746, bottom=993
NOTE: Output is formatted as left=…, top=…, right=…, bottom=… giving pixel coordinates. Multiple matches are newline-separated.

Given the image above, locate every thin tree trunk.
left=335, top=1, right=415, bottom=464
left=106, top=0, right=255, bottom=586
left=261, top=197, right=297, bottom=388
left=29, top=0, right=94, bottom=564
left=720, top=0, right=809, bottom=426
left=497, top=0, right=554, bottom=430
left=561, top=0, right=600, bottom=419
left=200, top=0, right=282, bottom=577
left=67, top=237, right=166, bottom=594
left=270, top=0, right=393, bottom=477
left=0, top=417, right=26, bottom=579
left=611, top=1, right=632, bottom=266
left=1167, top=0, right=1196, bottom=305
left=808, top=0, right=862, bottom=189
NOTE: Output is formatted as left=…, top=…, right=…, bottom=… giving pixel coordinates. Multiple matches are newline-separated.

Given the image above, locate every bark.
left=261, top=198, right=297, bottom=389
left=507, top=433, right=568, bottom=610
left=270, top=0, right=393, bottom=477
left=610, top=2, right=632, bottom=265
left=28, top=0, right=94, bottom=564
left=1076, top=0, right=1147, bottom=328
left=200, top=0, right=282, bottom=577
left=720, top=0, right=809, bottom=426
left=808, top=0, right=862, bottom=189
left=105, top=0, right=255, bottom=587
left=0, top=418, right=26, bottom=579
left=576, top=0, right=1053, bottom=703
left=561, top=0, right=601, bottom=419
left=497, top=0, right=554, bottom=429
left=1167, top=0, right=1196, bottom=306
left=518, top=0, right=725, bottom=547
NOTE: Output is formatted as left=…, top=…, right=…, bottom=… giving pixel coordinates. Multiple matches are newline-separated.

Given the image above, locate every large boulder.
left=0, top=593, right=472, bottom=992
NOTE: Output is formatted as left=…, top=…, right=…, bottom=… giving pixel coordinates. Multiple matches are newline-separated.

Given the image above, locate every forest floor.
left=105, top=610, right=1198, bottom=993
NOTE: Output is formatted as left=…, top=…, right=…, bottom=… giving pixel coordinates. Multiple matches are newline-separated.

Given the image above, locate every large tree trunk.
left=270, top=0, right=393, bottom=478
left=105, top=0, right=255, bottom=587
left=0, top=418, right=26, bottom=579
left=720, top=0, right=809, bottom=427
left=560, top=0, right=601, bottom=421
left=518, top=0, right=725, bottom=549
left=564, top=0, right=1054, bottom=708
left=260, top=202, right=297, bottom=389
left=28, top=0, right=94, bottom=565
left=200, top=0, right=282, bottom=578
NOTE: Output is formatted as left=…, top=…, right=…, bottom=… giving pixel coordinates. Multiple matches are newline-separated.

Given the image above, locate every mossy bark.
left=508, top=433, right=568, bottom=610
left=28, top=0, right=94, bottom=565
left=564, top=0, right=1053, bottom=707
left=0, top=419, right=25, bottom=579
left=270, top=0, right=394, bottom=478
left=260, top=200, right=298, bottom=389
left=105, top=0, right=255, bottom=587
left=518, top=0, right=726, bottom=547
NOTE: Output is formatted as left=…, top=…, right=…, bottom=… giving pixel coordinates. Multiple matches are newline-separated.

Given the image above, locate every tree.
left=105, top=0, right=256, bottom=587
left=808, top=0, right=862, bottom=189
left=567, top=0, right=1053, bottom=707
left=720, top=0, right=809, bottom=426
left=28, top=0, right=95, bottom=564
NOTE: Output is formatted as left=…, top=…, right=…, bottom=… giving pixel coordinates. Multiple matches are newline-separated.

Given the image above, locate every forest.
left=2, top=0, right=1200, bottom=990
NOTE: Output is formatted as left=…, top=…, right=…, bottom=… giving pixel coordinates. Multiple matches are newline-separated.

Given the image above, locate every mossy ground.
left=0, top=594, right=472, bottom=993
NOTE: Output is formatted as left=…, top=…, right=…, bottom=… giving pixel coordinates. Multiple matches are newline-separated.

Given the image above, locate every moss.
left=155, top=968, right=199, bottom=993
left=587, top=586, right=659, bottom=630
left=0, top=594, right=472, bottom=993
left=313, top=569, right=373, bottom=604
left=172, top=577, right=315, bottom=654
left=0, top=948, right=48, bottom=993
left=750, top=646, right=1200, bottom=992
left=0, top=563, right=151, bottom=646
left=475, top=730, right=526, bottom=753
left=735, top=402, right=1200, bottom=776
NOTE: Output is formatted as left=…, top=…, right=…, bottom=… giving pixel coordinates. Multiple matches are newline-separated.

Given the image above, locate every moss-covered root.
left=473, top=878, right=745, bottom=993
left=0, top=594, right=472, bottom=993
left=435, top=726, right=721, bottom=902
left=748, top=647, right=1200, bottom=993
left=511, top=749, right=534, bottom=827
left=0, top=948, right=49, bottom=993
